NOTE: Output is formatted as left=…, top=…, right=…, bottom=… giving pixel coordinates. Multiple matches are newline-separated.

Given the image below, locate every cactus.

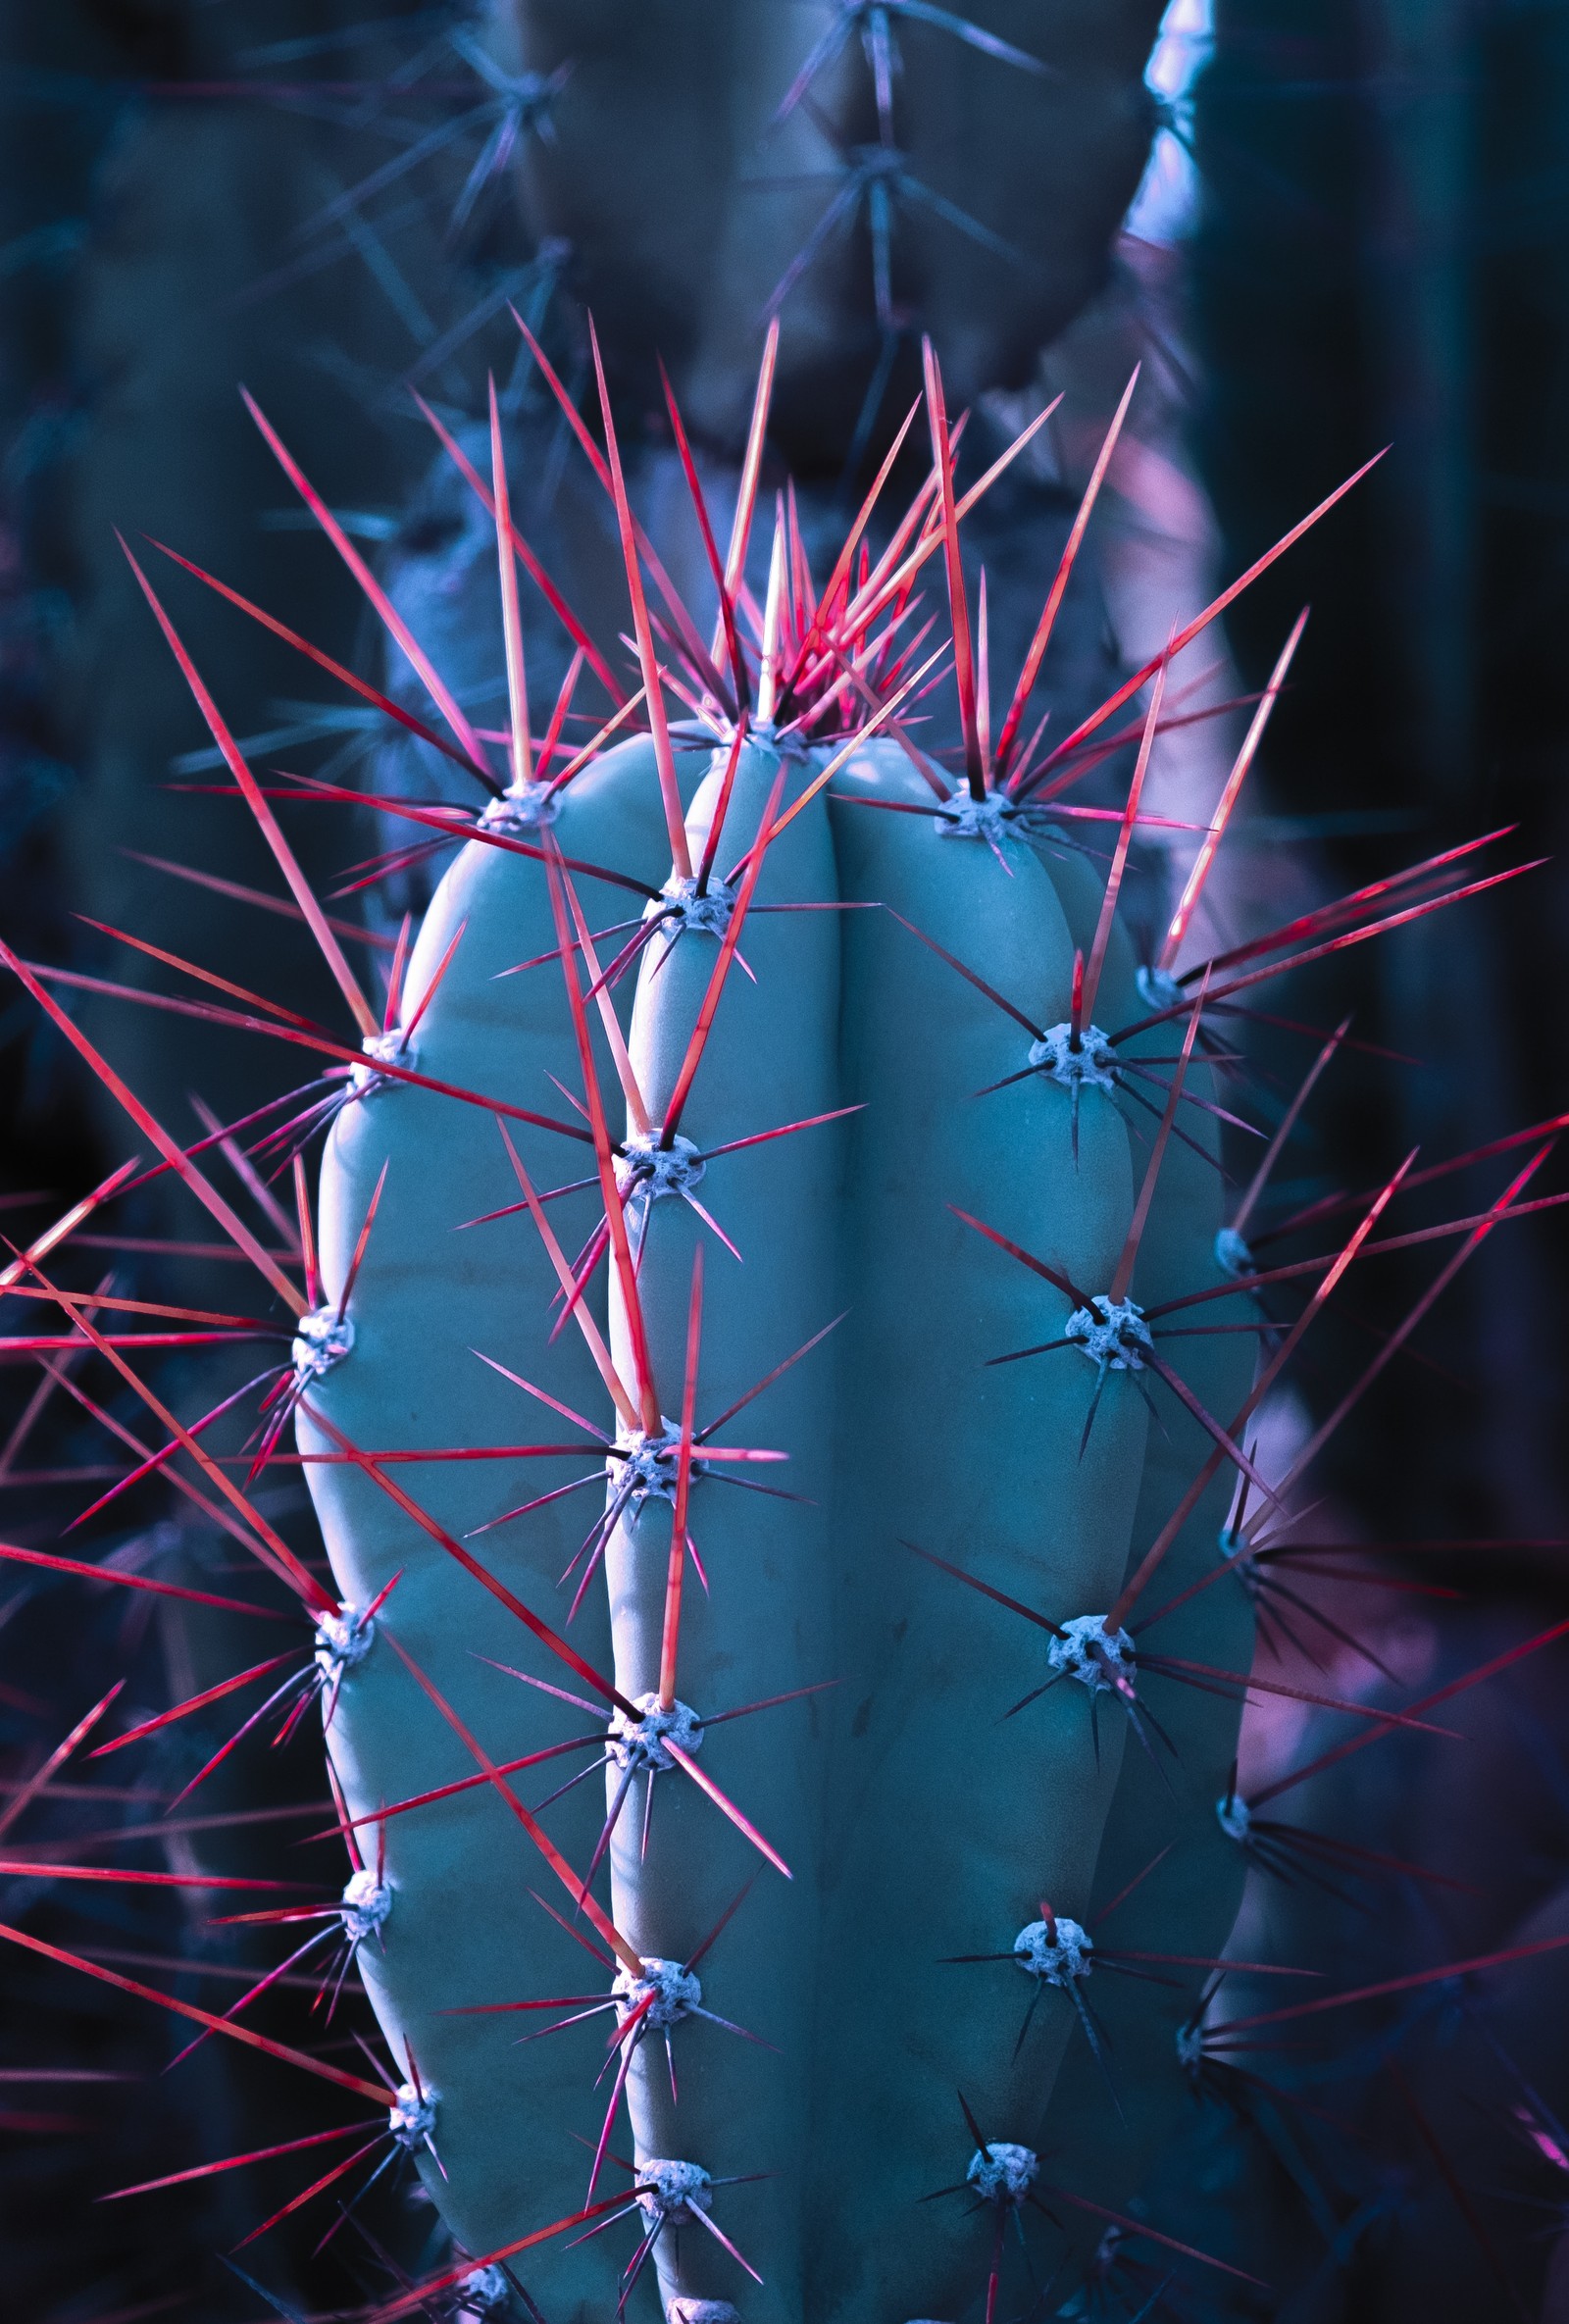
left=504, top=0, right=1168, bottom=459
left=284, top=327, right=1272, bottom=2322
left=1, top=293, right=1556, bottom=2318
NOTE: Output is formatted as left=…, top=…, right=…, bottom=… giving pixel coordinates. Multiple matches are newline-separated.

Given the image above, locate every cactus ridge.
left=0, top=334, right=1553, bottom=2322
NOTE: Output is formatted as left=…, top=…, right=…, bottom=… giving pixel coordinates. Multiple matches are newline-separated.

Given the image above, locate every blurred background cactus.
left=1, top=2, right=1567, bottom=2320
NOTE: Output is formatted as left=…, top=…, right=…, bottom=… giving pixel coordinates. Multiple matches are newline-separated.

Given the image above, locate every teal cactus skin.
left=298, top=732, right=714, bottom=2306
left=296, top=417, right=1262, bottom=2309
left=603, top=736, right=844, bottom=2322
left=810, top=741, right=1156, bottom=2319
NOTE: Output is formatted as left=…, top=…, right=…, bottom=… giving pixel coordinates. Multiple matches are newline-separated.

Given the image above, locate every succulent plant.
left=504, top=0, right=1170, bottom=462
left=3, top=308, right=1550, bottom=2322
